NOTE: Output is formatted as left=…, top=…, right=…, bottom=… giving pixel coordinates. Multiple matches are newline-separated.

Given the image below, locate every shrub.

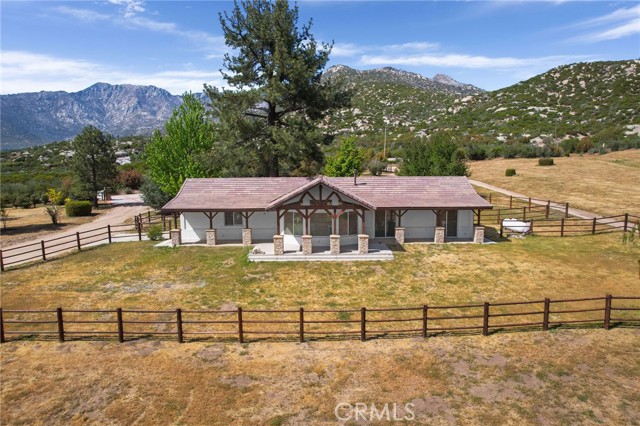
left=65, top=200, right=93, bottom=217
left=124, top=187, right=133, bottom=194
left=367, top=160, right=386, bottom=176
left=147, top=224, right=164, bottom=241
left=118, top=168, right=143, bottom=189
left=505, top=168, right=516, bottom=176
left=538, top=158, right=554, bottom=166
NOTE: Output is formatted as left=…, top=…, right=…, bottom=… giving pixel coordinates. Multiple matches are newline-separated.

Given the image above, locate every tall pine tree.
left=71, top=126, right=117, bottom=207
left=206, top=0, right=350, bottom=177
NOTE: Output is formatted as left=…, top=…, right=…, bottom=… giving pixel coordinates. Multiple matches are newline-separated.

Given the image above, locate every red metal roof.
left=161, top=176, right=492, bottom=211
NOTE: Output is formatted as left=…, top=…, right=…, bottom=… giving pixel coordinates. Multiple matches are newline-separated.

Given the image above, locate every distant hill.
left=434, top=60, right=640, bottom=142
left=0, top=83, right=182, bottom=150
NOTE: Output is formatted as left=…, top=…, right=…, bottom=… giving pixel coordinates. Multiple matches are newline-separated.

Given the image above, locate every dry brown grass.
left=2, top=329, right=638, bottom=425
left=469, top=149, right=640, bottom=216
left=0, top=205, right=111, bottom=247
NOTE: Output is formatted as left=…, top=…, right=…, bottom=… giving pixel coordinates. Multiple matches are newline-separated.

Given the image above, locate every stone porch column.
left=242, top=228, right=252, bottom=246
left=273, top=235, right=284, bottom=255
left=302, top=235, right=312, bottom=255
left=434, top=226, right=445, bottom=244
left=395, top=227, right=405, bottom=244
left=206, top=229, right=217, bottom=246
left=330, top=234, right=340, bottom=255
left=358, top=234, right=369, bottom=254
left=170, top=229, right=182, bottom=246
left=473, top=226, right=485, bottom=244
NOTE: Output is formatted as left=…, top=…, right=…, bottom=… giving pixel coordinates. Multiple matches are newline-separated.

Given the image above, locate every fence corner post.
left=482, top=302, right=490, bottom=336
left=238, top=307, right=244, bottom=344
left=117, top=308, right=124, bottom=343
left=360, top=307, right=366, bottom=342
left=299, top=307, right=305, bottom=343
left=56, top=307, right=65, bottom=342
left=176, top=308, right=184, bottom=343
left=543, top=298, right=550, bottom=331
left=604, top=294, right=612, bottom=330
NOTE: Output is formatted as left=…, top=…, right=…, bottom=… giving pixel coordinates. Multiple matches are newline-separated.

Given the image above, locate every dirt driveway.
left=1, top=194, right=151, bottom=268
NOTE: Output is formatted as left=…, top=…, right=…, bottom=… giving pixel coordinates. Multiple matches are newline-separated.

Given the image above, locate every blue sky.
left=1, top=1, right=638, bottom=95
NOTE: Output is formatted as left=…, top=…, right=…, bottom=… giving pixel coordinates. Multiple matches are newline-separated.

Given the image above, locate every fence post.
left=489, top=194, right=492, bottom=204
left=238, top=307, right=244, bottom=344
left=137, top=219, right=142, bottom=241
left=543, top=298, right=550, bottom=331
left=560, top=218, right=565, bottom=237
left=523, top=206, right=527, bottom=221
left=117, top=308, right=124, bottom=343
left=509, top=196, right=513, bottom=209
left=147, top=211, right=151, bottom=223
left=76, top=232, right=82, bottom=251
left=624, top=213, right=629, bottom=232
left=592, top=218, right=596, bottom=235
left=565, top=203, right=569, bottom=218
left=0, top=308, right=5, bottom=343
left=0, top=250, right=4, bottom=272
left=482, top=302, right=490, bottom=336
left=604, top=294, right=612, bottom=330
left=500, top=223, right=504, bottom=238
left=107, top=225, right=112, bottom=244
left=528, top=197, right=532, bottom=209
left=422, top=305, right=428, bottom=339
left=497, top=209, right=501, bottom=225
left=530, top=219, right=534, bottom=235
left=41, top=240, right=46, bottom=261
left=56, top=307, right=65, bottom=342
left=176, top=308, right=184, bottom=343
left=360, top=307, right=366, bottom=342
left=546, top=201, right=550, bottom=219
left=299, top=307, right=305, bottom=343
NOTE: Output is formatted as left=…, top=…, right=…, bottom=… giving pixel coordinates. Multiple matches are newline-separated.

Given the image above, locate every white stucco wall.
left=181, top=211, right=277, bottom=242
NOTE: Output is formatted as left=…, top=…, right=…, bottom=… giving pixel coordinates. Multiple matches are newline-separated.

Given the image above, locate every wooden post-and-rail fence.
left=1, top=295, right=638, bottom=344
left=498, top=213, right=638, bottom=238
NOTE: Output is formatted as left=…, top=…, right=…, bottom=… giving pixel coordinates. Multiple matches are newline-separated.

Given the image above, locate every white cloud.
left=330, top=40, right=438, bottom=58
left=570, top=5, right=640, bottom=43
left=0, top=51, right=225, bottom=95
left=52, top=6, right=110, bottom=23
left=108, top=0, right=146, bottom=18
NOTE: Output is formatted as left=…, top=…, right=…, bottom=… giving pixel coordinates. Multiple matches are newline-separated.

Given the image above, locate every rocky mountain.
left=434, top=59, right=640, bottom=143
left=1, top=83, right=183, bottom=150
left=324, top=65, right=483, bottom=96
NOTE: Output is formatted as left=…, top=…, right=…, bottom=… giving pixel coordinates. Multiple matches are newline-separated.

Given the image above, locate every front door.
left=446, top=210, right=458, bottom=237
left=375, top=211, right=396, bottom=237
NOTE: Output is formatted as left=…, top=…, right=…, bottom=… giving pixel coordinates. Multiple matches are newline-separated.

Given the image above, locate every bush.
left=65, top=200, right=93, bottom=217
left=538, top=158, right=554, bottom=166
left=118, top=168, right=143, bottom=190
left=147, top=225, right=164, bottom=241
left=505, top=168, right=516, bottom=177
left=367, top=160, right=386, bottom=176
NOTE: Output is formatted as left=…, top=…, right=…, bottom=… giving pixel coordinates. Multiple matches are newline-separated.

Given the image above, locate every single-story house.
left=161, top=175, right=493, bottom=255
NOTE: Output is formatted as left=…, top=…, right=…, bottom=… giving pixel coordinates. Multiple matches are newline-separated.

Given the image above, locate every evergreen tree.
left=71, top=126, right=117, bottom=207
left=399, top=133, right=469, bottom=177
left=206, top=0, right=350, bottom=177
left=324, top=137, right=364, bottom=177
left=145, top=93, right=218, bottom=197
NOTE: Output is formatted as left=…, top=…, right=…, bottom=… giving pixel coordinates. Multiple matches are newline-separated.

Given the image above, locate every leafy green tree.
left=325, top=137, right=364, bottom=177
left=145, top=93, right=218, bottom=196
left=206, top=0, right=350, bottom=177
left=399, top=133, right=469, bottom=177
left=71, top=126, right=117, bottom=207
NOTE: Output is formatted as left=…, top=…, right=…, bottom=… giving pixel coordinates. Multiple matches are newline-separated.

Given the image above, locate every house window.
left=224, top=212, right=244, bottom=226
left=310, top=213, right=332, bottom=236
left=283, top=212, right=303, bottom=235
left=339, top=211, right=359, bottom=236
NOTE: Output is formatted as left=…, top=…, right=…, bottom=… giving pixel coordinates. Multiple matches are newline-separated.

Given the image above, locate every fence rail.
left=1, top=295, right=637, bottom=344
left=496, top=213, right=639, bottom=238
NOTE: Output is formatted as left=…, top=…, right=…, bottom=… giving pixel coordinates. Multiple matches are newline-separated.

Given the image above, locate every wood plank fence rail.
left=480, top=193, right=571, bottom=218
left=497, top=213, right=639, bottom=238
left=1, top=295, right=637, bottom=344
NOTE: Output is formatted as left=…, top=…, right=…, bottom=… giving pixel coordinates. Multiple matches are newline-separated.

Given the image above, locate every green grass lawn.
left=2, top=233, right=638, bottom=312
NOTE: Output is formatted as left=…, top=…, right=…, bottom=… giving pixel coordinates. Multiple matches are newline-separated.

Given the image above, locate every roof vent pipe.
left=353, top=169, right=357, bottom=186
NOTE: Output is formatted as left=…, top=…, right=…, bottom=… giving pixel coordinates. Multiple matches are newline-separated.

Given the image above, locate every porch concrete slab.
left=248, top=241, right=393, bottom=262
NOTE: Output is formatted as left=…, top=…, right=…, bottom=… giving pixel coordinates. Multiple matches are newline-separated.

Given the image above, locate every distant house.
left=161, top=175, right=492, bottom=254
